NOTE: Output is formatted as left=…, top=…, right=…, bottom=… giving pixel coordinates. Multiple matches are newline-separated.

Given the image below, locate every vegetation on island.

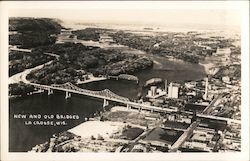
left=27, top=43, right=153, bottom=85
left=109, top=31, right=234, bottom=64
left=9, top=17, right=62, bottom=48
left=9, top=83, right=34, bottom=96
left=9, top=50, right=54, bottom=76
left=214, top=64, right=241, bottom=80
left=72, top=28, right=100, bottom=41
left=72, top=28, right=110, bottom=41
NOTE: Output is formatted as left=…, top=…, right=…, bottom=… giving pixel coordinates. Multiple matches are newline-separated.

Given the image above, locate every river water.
left=9, top=28, right=207, bottom=152
left=9, top=55, right=206, bottom=152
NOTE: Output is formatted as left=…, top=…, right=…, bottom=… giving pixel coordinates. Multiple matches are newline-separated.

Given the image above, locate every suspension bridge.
left=31, top=81, right=176, bottom=112
left=31, top=82, right=130, bottom=107
left=29, top=82, right=240, bottom=124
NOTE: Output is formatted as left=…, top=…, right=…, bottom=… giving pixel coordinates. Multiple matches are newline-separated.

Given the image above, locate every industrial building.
left=168, top=82, right=179, bottom=99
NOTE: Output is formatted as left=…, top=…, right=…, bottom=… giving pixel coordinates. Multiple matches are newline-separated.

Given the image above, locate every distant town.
left=9, top=17, right=241, bottom=153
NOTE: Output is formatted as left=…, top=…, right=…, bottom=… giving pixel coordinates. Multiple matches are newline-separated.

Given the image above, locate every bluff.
left=9, top=17, right=62, bottom=48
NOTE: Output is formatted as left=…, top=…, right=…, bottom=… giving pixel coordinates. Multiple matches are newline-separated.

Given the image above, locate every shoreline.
left=29, top=105, right=148, bottom=152
left=9, top=60, right=54, bottom=85
left=199, top=62, right=213, bottom=75
left=76, top=74, right=107, bottom=85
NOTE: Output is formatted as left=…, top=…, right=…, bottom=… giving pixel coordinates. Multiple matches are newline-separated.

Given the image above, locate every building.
left=147, top=86, right=166, bottom=99
left=214, top=48, right=231, bottom=56
left=177, top=117, right=191, bottom=124
left=203, top=77, right=209, bottom=100
left=151, top=86, right=157, bottom=97
left=222, top=76, right=230, bottom=83
left=185, top=81, right=197, bottom=88
left=168, top=83, right=179, bottom=98
left=182, top=141, right=211, bottom=151
left=147, top=90, right=153, bottom=97
left=99, top=34, right=114, bottom=43
left=147, top=86, right=157, bottom=98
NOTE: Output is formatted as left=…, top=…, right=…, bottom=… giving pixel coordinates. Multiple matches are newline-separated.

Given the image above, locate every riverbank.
left=9, top=60, right=54, bottom=84
left=9, top=32, right=207, bottom=152
left=199, top=62, right=214, bottom=75
left=66, top=105, right=156, bottom=140
left=68, top=120, right=126, bottom=139
left=76, top=74, right=107, bottom=85
left=28, top=105, right=155, bottom=152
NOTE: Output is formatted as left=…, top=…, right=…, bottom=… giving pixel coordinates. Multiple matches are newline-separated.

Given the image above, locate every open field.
left=119, top=127, right=144, bottom=140
left=68, top=121, right=125, bottom=139
left=102, top=106, right=161, bottom=127
left=143, top=127, right=183, bottom=146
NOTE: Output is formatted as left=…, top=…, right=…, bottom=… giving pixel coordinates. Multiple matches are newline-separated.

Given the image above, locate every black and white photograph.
left=1, top=1, right=249, bottom=161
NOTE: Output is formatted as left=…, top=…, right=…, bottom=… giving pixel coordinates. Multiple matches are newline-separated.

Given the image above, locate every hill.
left=9, top=17, right=62, bottom=48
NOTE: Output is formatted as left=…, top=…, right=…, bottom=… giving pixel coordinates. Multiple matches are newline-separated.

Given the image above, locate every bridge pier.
left=103, top=99, right=109, bottom=107
left=39, top=87, right=44, bottom=93
left=135, top=106, right=142, bottom=112
left=48, top=88, right=53, bottom=95
left=65, top=91, right=71, bottom=99
left=127, top=104, right=131, bottom=110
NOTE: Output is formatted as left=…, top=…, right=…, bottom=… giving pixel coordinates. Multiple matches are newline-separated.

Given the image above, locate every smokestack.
left=168, top=82, right=173, bottom=98
left=165, top=80, right=168, bottom=92
left=204, top=77, right=208, bottom=100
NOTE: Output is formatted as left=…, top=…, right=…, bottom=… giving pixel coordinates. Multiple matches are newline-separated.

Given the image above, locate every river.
left=9, top=57, right=206, bottom=152
left=9, top=29, right=207, bottom=152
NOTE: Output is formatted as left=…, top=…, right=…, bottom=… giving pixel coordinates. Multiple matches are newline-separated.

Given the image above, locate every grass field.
left=102, top=108, right=158, bottom=127
left=144, top=127, right=183, bottom=145
left=120, top=127, right=144, bottom=140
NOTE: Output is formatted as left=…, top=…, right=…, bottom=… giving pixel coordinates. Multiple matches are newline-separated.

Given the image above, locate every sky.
left=9, top=9, right=241, bottom=28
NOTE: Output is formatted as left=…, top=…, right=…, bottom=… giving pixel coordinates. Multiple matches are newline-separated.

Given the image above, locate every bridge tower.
left=48, top=88, right=53, bottom=95
left=103, top=99, right=109, bottom=107
left=65, top=91, right=71, bottom=99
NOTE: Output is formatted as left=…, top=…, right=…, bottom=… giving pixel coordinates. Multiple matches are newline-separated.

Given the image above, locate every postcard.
left=0, top=1, right=249, bottom=161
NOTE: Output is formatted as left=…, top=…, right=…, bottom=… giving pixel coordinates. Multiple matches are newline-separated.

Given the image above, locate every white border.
left=1, top=1, right=249, bottom=161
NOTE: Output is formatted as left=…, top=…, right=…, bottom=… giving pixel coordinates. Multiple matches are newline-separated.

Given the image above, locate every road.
left=9, top=60, right=54, bottom=84
left=126, top=118, right=164, bottom=152
left=9, top=47, right=31, bottom=53
left=9, top=47, right=59, bottom=84
left=202, top=93, right=225, bottom=114
left=169, top=121, right=199, bottom=152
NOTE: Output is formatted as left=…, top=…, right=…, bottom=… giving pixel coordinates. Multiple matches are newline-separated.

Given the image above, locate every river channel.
left=9, top=30, right=207, bottom=152
left=9, top=56, right=206, bottom=152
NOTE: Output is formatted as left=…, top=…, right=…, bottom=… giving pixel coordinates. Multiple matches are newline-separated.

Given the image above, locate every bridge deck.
left=30, top=82, right=241, bottom=124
